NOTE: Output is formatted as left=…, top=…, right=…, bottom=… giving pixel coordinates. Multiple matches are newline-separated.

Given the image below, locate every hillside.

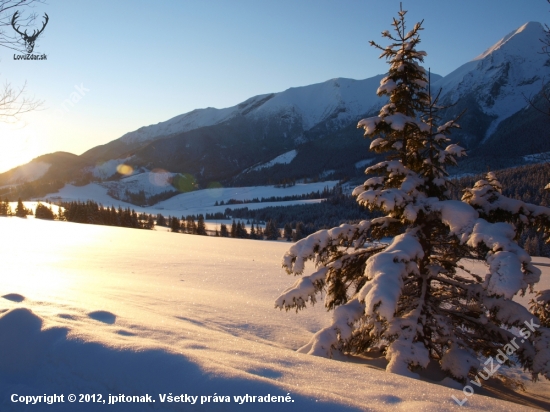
left=1, top=23, right=549, bottom=209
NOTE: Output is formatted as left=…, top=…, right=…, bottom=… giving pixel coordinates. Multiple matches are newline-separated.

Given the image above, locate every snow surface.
left=1, top=161, right=50, bottom=184
left=249, top=150, right=298, bottom=172
left=47, top=170, right=186, bottom=208
left=101, top=171, right=180, bottom=201
left=432, top=22, right=550, bottom=142
left=119, top=106, right=239, bottom=144
left=524, top=152, right=550, bottom=163
left=153, top=181, right=339, bottom=213
left=1, top=217, right=546, bottom=411
left=87, top=158, right=134, bottom=179
left=355, top=158, right=376, bottom=169
left=43, top=181, right=340, bottom=217
left=45, top=183, right=137, bottom=208
left=117, top=76, right=387, bottom=147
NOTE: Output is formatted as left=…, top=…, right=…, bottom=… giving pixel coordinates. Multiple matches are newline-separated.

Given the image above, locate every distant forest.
left=4, top=162, right=550, bottom=255
left=224, top=163, right=550, bottom=255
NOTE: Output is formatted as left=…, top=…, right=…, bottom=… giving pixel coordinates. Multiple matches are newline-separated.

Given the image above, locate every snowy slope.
left=87, top=158, right=134, bottom=179
left=119, top=106, right=241, bottom=144
left=0, top=161, right=50, bottom=185
left=249, top=77, right=386, bottom=130
left=43, top=181, right=340, bottom=217
left=1, top=217, right=546, bottom=411
left=118, top=76, right=386, bottom=147
left=44, top=183, right=137, bottom=208
left=153, top=181, right=339, bottom=215
left=249, top=150, right=298, bottom=172
left=100, top=170, right=180, bottom=200
left=433, top=22, right=550, bottom=141
left=117, top=23, right=549, bottom=155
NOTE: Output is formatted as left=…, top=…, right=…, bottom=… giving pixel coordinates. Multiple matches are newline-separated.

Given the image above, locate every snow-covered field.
left=248, top=150, right=298, bottom=172
left=1, top=217, right=549, bottom=411
left=43, top=181, right=339, bottom=217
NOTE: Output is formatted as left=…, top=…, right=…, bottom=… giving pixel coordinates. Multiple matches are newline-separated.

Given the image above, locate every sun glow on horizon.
left=0, top=121, right=49, bottom=174
left=1, top=216, right=125, bottom=304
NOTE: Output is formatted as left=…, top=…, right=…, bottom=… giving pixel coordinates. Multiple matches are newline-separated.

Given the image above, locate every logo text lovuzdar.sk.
left=13, top=53, right=47, bottom=60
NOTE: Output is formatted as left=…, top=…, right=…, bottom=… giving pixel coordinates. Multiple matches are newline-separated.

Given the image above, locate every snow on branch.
left=427, top=200, right=478, bottom=243
left=358, top=231, right=423, bottom=321
left=484, top=294, right=538, bottom=326
left=275, top=5, right=550, bottom=382
left=366, top=160, right=407, bottom=176
left=282, top=220, right=372, bottom=275
left=385, top=283, right=430, bottom=377
left=275, top=267, right=327, bottom=311
left=297, top=298, right=365, bottom=358
left=440, top=345, right=479, bottom=381
left=467, top=219, right=540, bottom=298
left=444, top=144, right=465, bottom=158
left=356, top=187, right=410, bottom=213
left=357, top=117, right=381, bottom=135
left=357, top=113, right=430, bottom=138
left=464, top=175, right=550, bottom=222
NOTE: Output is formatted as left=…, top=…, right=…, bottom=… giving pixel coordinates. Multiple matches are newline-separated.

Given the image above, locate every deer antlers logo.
left=11, top=11, right=49, bottom=54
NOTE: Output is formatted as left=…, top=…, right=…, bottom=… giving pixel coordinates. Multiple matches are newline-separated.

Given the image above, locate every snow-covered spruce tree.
left=275, top=7, right=550, bottom=382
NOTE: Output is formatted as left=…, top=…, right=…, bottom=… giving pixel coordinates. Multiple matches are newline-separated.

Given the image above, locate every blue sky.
left=0, top=0, right=548, bottom=173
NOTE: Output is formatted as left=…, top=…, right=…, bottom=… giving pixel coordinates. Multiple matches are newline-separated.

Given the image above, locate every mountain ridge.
left=2, top=21, right=549, bottom=199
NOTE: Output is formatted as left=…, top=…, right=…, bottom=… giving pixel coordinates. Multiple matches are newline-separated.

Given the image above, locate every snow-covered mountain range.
left=118, top=76, right=386, bottom=145
left=433, top=22, right=550, bottom=151
left=77, top=74, right=395, bottom=182
left=2, top=21, right=549, bottom=201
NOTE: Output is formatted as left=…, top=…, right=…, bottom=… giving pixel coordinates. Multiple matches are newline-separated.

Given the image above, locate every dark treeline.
left=35, top=202, right=55, bottom=220
left=223, top=185, right=376, bottom=235
left=0, top=197, right=33, bottom=217
left=156, top=213, right=207, bottom=236
left=0, top=180, right=66, bottom=200
left=156, top=213, right=284, bottom=241
left=107, top=188, right=180, bottom=207
left=61, top=200, right=154, bottom=229
left=214, top=219, right=287, bottom=241
left=215, top=186, right=335, bottom=206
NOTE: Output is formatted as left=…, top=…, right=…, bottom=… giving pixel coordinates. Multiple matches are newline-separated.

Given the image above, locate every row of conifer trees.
left=4, top=195, right=550, bottom=253
left=2, top=198, right=305, bottom=241
left=0, top=198, right=34, bottom=218
left=160, top=214, right=305, bottom=241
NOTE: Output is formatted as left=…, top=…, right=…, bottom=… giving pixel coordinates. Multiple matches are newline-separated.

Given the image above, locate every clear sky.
left=0, top=0, right=548, bottom=173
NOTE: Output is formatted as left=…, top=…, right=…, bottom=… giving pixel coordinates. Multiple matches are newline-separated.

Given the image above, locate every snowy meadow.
left=0, top=217, right=549, bottom=411
left=3, top=3, right=550, bottom=411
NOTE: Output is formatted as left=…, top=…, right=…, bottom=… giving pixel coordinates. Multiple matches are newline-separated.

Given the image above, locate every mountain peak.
left=473, top=21, right=545, bottom=61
